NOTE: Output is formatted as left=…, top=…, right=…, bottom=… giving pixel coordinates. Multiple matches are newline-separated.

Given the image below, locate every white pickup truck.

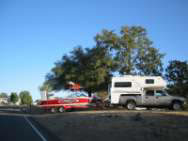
left=108, top=75, right=185, bottom=110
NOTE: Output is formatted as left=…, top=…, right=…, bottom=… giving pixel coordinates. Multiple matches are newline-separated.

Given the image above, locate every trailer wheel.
left=59, top=107, right=65, bottom=113
left=126, top=101, right=136, bottom=110
left=50, top=107, right=56, bottom=113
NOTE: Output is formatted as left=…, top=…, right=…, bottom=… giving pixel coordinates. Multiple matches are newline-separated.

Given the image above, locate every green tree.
left=19, top=91, right=32, bottom=105
left=45, top=25, right=164, bottom=95
left=0, top=92, right=8, bottom=98
left=10, top=92, right=19, bottom=104
left=46, top=46, right=116, bottom=95
left=165, top=60, right=188, bottom=97
left=95, top=26, right=164, bottom=75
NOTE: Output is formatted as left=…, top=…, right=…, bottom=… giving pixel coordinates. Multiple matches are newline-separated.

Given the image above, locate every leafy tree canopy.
left=95, top=26, right=164, bottom=75
left=10, top=92, right=19, bottom=104
left=165, top=60, right=188, bottom=97
left=46, top=46, right=116, bottom=94
left=44, top=26, right=164, bottom=95
left=19, top=91, right=32, bottom=105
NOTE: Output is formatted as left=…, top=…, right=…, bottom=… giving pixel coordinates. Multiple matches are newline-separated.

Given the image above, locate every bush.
left=96, top=91, right=108, bottom=100
left=184, top=99, right=188, bottom=110
left=19, top=91, right=32, bottom=105
left=10, top=92, right=19, bottom=104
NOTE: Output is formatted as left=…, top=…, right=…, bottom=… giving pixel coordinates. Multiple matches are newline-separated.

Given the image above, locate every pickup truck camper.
left=108, top=75, right=185, bottom=110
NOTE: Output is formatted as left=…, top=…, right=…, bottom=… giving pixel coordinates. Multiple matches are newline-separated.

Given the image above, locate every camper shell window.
left=114, top=82, right=132, bottom=88
left=145, top=79, right=154, bottom=84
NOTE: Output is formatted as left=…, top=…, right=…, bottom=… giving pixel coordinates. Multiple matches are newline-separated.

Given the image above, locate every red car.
left=39, top=92, right=98, bottom=112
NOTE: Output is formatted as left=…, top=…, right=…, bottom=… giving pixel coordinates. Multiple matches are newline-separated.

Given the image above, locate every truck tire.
left=172, top=101, right=182, bottom=110
left=59, top=107, right=65, bottom=113
left=126, top=101, right=136, bottom=110
left=51, top=107, right=56, bottom=113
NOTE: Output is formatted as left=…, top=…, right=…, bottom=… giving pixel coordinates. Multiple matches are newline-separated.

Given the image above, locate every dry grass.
left=33, top=110, right=188, bottom=141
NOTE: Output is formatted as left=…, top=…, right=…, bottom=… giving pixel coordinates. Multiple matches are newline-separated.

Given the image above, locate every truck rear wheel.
left=59, top=107, right=65, bottom=113
left=126, top=101, right=136, bottom=110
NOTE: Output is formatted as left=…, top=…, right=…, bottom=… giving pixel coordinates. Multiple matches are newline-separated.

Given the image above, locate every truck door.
left=154, top=90, right=170, bottom=106
left=143, top=90, right=156, bottom=106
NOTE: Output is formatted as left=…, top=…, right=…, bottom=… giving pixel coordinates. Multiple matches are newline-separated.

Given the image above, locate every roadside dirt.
left=33, top=110, right=188, bottom=141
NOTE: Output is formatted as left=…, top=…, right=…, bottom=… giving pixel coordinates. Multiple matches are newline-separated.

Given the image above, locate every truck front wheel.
left=172, top=101, right=182, bottom=110
left=126, top=101, right=136, bottom=110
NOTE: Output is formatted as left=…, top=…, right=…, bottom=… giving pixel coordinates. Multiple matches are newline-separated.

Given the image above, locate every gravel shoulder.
left=32, top=110, right=188, bottom=141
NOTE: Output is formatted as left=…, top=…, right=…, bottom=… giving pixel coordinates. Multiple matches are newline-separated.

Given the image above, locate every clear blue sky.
left=1, top=0, right=188, bottom=100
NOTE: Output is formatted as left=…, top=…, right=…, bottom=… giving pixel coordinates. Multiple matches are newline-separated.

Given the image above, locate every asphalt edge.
left=27, top=116, right=62, bottom=141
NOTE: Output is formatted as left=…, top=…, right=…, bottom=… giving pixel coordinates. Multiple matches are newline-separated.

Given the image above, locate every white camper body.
left=110, top=75, right=167, bottom=104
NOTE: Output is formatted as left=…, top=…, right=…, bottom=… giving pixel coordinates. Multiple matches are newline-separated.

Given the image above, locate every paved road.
left=0, top=115, right=45, bottom=141
left=0, top=113, right=61, bottom=141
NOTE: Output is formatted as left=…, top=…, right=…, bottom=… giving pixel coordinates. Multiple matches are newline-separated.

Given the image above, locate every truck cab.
left=142, top=88, right=185, bottom=109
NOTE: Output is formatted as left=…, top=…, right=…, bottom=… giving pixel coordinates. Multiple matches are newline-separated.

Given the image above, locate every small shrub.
left=96, top=91, right=108, bottom=100
left=183, top=99, right=188, bottom=110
